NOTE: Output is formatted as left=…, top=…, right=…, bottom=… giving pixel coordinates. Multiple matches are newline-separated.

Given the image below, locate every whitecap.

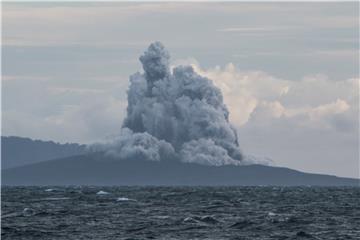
left=96, top=190, right=110, bottom=195
left=268, top=212, right=276, bottom=217
left=116, top=197, right=135, bottom=201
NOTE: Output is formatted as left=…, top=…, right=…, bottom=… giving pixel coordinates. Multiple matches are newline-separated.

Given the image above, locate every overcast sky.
left=2, top=2, right=359, bottom=178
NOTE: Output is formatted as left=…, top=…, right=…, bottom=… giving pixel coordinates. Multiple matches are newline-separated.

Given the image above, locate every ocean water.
left=2, top=186, right=360, bottom=240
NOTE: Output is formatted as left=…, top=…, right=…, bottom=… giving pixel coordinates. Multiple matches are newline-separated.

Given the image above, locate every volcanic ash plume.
left=95, top=42, right=243, bottom=166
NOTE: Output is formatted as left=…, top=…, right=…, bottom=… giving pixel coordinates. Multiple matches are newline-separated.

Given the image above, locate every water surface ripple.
left=2, top=186, right=359, bottom=239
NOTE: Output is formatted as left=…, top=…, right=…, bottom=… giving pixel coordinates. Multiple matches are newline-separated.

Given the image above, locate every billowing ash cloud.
left=94, top=42, right=244, bottom=166
left=91, top=128, right=175, bottom=162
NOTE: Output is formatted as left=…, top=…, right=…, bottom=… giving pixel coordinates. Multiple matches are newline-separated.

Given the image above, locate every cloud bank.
left=188, top=62, right=358, bottom=133
left=93, top=42, right=244, bottom=166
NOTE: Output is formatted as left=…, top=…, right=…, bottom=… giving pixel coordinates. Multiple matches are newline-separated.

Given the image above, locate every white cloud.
left=190, top=62, right=289, bottom=125
left=187, top=61, right=358, bottom=133
left=308, top=99, right=350, bottom=121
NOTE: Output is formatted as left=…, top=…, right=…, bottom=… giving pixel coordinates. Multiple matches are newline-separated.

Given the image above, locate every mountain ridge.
left=2, top=153, right=358, bottom=186
left=1, top=136, right=86, bottom=169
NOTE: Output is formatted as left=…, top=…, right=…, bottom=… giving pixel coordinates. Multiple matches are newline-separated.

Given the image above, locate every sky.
left=2, top=2, right=359, bottom=178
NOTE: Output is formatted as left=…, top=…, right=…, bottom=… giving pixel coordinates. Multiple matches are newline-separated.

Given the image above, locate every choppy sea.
left=2, top=186, right=359, bottom=239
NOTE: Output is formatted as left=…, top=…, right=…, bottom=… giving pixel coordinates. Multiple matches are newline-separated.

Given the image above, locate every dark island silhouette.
left=1, top=136, right=86, bottom=169
left=1, top=136, right=358, bottom=186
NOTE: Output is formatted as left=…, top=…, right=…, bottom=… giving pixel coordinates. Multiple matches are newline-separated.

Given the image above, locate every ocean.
left=2, top=186, right=359, bottom=239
